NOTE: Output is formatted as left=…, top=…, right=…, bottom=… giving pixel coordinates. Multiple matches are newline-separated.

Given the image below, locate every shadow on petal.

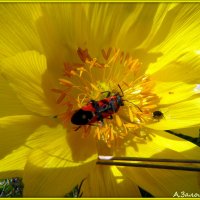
left=23, top=159, right=96, bottom=197
left=0, top=115, right=57, bottom=159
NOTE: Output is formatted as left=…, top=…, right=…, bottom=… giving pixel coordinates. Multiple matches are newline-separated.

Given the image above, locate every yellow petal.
left=0, top=51, right=60, bottom=116
left=25, top=124, right=97, bottom=166
left=23, top=160, right=96, bottom=197
left=148, top=52, right=200, bottom=83
left=117, top=134, right=165, bottom=158
left=149, top=130, right=200, bottom=155
left=117, top=4, right=169, bottom=50
left=35, top=4, right=74, bottom=76
left=147, top=98, right=200, bottom=130
left=86, top=3, right=138, bottom=53
left=23, top=125, right=98, bottom=197
left=0, top=145, right=28, bottom=179
left=119, top=130, right=200, bottom=197
left=120, top=129, right=199, bottom=159
left=38, top=3, right=144, bottom=62
left=82, top=165, right=141, bottom=197
left=146, top=4, right=200, bottom=74
left=0, top=75, right=31, bottom=117
left=0, top=115, right=57, bottom=178
left=135, top=3, right=178, bottom=49
left=0, top=4, right=43, bottom=59
left=147, top=4, right=200, bottom=52
left=173, top=127, right=200, bottom=138
left=0, top=115, right=45, bottom=159
left=153, top=81, right=198, bottom=105
left=120, top=163, right=200, bottom=197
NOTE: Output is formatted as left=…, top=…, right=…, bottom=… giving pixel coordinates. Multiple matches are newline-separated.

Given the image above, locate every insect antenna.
left=117, top=84, right=124, bottom=97
left=117, top=84, right=142, bottom=112
left=123, top=100, right=142, bottom=112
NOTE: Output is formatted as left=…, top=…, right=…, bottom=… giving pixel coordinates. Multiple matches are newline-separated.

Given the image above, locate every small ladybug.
left=153, top=110, right=164, bottom=120
left=71, top=85, right=124, bottom=130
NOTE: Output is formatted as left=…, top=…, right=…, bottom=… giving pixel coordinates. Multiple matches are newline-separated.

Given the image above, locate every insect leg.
left=90, top=100, right=98, bottom=109
left=109, top=99, right=117, bottom=112
left=74, top=125, right=81, bottom=131
left=101, top=91, right=111, bottom=98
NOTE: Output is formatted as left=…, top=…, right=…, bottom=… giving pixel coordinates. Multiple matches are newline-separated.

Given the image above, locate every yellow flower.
left=0, top=3, right=200, bottom=197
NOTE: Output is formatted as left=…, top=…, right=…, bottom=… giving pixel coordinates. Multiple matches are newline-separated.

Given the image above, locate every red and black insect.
left=71, top=85, right=124, bottom=130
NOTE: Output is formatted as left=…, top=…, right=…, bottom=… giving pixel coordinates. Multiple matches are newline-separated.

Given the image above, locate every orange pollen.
left=51, top=47, right=161, bottom=147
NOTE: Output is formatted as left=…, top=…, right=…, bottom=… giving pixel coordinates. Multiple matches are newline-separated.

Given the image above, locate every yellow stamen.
left=124, top=123, right=139, bottom=129
left=128, top=106, right=134, bottom=122
left=115, top=114, right=122, bottom=127
left=90, top=83, right=100, bottom=91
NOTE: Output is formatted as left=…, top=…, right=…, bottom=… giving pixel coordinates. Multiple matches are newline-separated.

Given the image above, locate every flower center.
left=52, top=48, right=160, bottom=147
